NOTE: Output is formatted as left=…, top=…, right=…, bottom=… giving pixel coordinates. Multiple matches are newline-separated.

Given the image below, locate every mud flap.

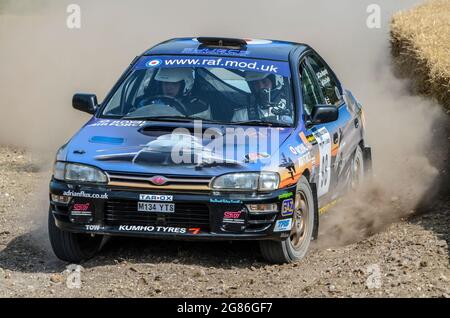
left=310, top=183, right=319, bottom=240
left=363, top=146, right=373, bottom=176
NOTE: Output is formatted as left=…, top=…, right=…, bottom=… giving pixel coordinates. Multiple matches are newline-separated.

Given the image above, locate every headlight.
left=259, top=172, right=280, bottom=191
left=211, top=172, right=279, bottom=191
left=53, top=162, right=108, bottom=184
left=53, top=161, right=66, bottom=181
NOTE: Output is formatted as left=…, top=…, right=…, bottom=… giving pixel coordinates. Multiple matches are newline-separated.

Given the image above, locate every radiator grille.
left=104, top=200, right=210, bottom=231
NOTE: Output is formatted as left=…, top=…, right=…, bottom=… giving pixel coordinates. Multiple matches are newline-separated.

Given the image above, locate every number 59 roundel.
left=313, top=127, right=332, bottom=197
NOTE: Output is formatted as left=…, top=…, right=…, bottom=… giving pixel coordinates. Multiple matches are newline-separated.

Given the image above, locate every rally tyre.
left=259, top=176, right=315, bottom=264
left=350, top=145, right=365, bottom=190
left=48, top=208, right=103, bottom=263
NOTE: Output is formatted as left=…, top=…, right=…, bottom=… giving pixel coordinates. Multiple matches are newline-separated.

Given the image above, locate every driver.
left=232, top=71, right=292, bottom=123
left=140, top=67, right=210, bottom=117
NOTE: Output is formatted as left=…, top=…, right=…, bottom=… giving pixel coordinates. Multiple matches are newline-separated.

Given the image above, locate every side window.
left=134, top=68, right=156, bottom=102
left=299, top=61, right=323, bottom=115
left=307, top=55, right=341, bottom=106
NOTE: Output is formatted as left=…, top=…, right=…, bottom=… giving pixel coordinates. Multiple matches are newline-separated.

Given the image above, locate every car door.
left=305, top=53, right=360, bottom=197
left=299, top=59, right=339, bottom=202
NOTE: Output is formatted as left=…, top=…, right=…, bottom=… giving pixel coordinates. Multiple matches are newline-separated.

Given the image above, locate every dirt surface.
left=0, top=147, right=448, bottom=298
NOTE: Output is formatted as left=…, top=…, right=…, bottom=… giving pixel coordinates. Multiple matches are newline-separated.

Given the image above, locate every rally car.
left=48, top=37, right=372, bottom=264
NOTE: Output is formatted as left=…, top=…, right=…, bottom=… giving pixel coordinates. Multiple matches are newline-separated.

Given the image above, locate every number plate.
left=137, top=202, right=175, bottom=213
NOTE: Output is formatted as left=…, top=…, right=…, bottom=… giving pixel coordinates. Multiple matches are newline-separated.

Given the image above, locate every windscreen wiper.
left=195, top=159, right=242, bottom=170
left=122, top=115, right=225, bottom=124
left=122, top=115, right=187, bottom=121
left=232, top=120, right=291, bottom=127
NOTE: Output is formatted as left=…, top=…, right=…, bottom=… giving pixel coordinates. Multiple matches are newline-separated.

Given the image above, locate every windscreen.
left=102, top=55, right=294, bottom=126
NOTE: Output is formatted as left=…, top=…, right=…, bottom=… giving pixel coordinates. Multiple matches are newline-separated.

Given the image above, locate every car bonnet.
left=61, top=117, right=294, bottom=177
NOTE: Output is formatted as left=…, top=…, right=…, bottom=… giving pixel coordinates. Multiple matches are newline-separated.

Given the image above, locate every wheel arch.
left=299, top=170, right=319, bottom=241
left=358, top=138, right=373, bottom=176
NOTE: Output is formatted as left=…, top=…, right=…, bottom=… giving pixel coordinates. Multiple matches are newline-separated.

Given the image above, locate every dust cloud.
left=0, top=0, right=445, bottom=247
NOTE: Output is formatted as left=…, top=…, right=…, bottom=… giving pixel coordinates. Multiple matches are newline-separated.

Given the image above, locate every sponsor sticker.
left=278, top=192, right=293, bottom=200
left=85, top=225, right=103, bottom=231
left=210, top=198, right=243, bottom=204
left=319, top=198, right=340, bottom=215
left=146, top=59, right=162, bottom=67
left=281, top=199, right=294, bottom=217
left=306, top=134, right=317, bottom=145
left=289, top=144, right=308, bottom=156
left=316, top=69, right=331, bottom=87
left=139, top=194, right=173, bottom=202
left=135, top=55, right=291, bottom=77
left=70, top=203, right=92, bottom=217
left=188, top=227, right=201, bottom=234
left=73, top=203, right=90, bottom=211
left=297, top=152, right=313, bottom=168
left=118, top=225, right=187, bottom=234
left=245, top=152, right=270, bottom=162
left=289, top=146, right=298, bottom=155
left=299, top=132, right=313, bottom=150
left=223, top=211, right=245, bottom=224
left=89, top=119, right=146, bottom=127
left=273, top=219, right=292, bottom=232
left=182, top=47, right=250, bottom=56
left=63, top=190, right=108, bottom=200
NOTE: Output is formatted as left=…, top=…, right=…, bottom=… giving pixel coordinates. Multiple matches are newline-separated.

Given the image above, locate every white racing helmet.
left=155, top=67, right=195, bottom=95
left=244, top=71, right=284, bottom=89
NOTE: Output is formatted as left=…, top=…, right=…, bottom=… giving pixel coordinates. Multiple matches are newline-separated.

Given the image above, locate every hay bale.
left=391, top=0, right=450, bottom=110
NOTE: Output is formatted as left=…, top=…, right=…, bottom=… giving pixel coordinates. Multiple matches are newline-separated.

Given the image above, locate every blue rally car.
left=48, top=37, right=372, bottom=264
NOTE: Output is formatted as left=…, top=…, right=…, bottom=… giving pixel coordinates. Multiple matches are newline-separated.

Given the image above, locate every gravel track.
left=0, top=146, right=448, bottom=298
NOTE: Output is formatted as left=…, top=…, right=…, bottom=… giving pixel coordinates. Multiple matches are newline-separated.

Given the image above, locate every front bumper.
left=49, top=179, right=297, bottom=241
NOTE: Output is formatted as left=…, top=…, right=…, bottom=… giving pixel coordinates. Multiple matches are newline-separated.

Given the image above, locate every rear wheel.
left=48, top=208, right=103, bottom=263
left=260, top=176, right=315, bottom=264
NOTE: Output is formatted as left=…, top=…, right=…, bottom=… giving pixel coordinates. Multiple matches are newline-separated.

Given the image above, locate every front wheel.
left=259, top=176, right=315, bottom=264
left=48, top=208, right=103, bottom=263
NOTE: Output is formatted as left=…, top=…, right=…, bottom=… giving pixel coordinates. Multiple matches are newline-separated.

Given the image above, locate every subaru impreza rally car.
left=48, top=37, right=372, bottom=264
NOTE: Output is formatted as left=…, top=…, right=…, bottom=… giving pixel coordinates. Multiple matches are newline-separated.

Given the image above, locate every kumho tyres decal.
left=119, top=225, right=187, bottom=234
left=135, top=55, right=291, bottom=77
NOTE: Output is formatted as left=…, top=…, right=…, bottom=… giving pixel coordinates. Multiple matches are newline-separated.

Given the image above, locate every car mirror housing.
left=72, top=93, right=98, bottom=114
left=309, top=104, right=338, bottom=125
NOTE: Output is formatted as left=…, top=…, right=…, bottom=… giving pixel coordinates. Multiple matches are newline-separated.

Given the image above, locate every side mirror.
left=307, top=104, right=338, bottom=127
left=72, top=93, right=98, bottom=114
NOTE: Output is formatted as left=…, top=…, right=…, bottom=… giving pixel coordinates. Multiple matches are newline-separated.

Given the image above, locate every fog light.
left=246, top=203, right=278, bottom=213
left=51, top=194, right=71, bottom=204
